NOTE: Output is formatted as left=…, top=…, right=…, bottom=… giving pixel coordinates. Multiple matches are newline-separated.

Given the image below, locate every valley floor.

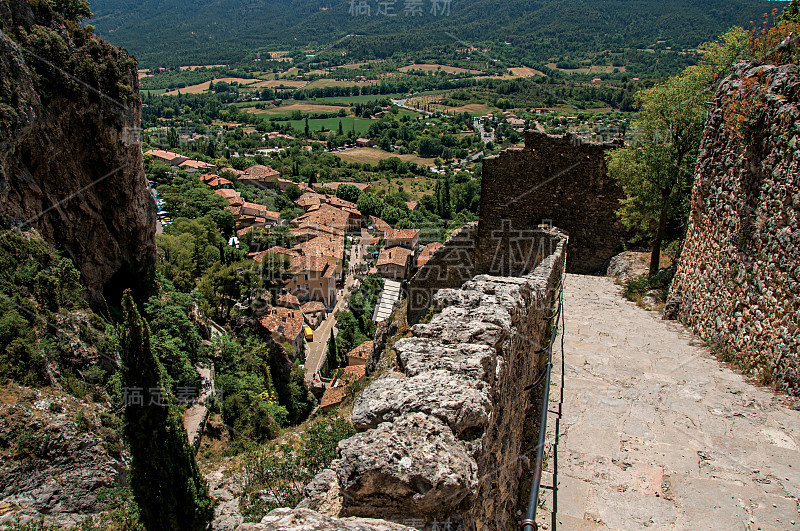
left=539, top=274, right=800, bottom=530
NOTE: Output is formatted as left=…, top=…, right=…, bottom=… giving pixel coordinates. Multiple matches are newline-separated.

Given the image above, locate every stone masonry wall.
left=298, top=228, right=567, bottom=530
left=666, top=61, right=800, bottom=396
left=477, top=131, right=626, bottom=275
left=407, top=223, right=477, bottom=325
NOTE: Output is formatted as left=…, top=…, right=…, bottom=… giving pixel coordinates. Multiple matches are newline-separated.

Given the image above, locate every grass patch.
left=621, top=268, right=675, bottom=308
left=287, top=116, right=372, bottom=134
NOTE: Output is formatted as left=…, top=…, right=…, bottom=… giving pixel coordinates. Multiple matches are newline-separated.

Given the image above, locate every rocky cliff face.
left=667, top=61, right=800, bottom=395
left=0, top=384, right=126, bottom=528
left=0, top=0, right=155, bottom=302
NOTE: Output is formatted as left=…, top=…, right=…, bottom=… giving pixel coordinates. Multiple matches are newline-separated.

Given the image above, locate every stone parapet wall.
left=666, top=62, right=800, bottom=396
left=477, top=131, right=626, bottom=275
left=298, top=228, right=567, bottom=530
left=407, top=222, right=478, bottom=324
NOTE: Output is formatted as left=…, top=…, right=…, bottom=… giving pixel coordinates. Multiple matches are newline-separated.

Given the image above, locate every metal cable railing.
left=521, top=275, right=566, bottom=531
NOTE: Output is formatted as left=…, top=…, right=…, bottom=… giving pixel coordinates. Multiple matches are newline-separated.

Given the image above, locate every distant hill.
left=90, top=0, right=782, bottom=67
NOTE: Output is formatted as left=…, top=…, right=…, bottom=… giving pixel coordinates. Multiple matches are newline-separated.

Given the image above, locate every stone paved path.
left=539, top=274, right=800, bottom=530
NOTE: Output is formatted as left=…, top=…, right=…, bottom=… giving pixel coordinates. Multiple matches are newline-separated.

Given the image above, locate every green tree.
left=118, top=291, right=213, bottom=531
left=606, top=28, right=748, bottom=275
left=779, top=0, right=800, bottom=24
left=324, top=333, right=338, bottom=377
left=48, top=0, right=92, bottom=21
left=356, top=192, right=383, bottom=218
left=335, top=183, right=361, bottom=204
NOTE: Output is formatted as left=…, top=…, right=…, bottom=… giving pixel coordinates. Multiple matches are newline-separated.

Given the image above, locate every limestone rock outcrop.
left=667, top=61, right=800, bottom=395
left=351, top=371, right=491, bottom=437
left=0, top=386, right=125, bottom=528
left=0, top=0, right=156, bottom=302
left=237, top=508, right=414, bottom=530
left=338, top=413, right=477, bottom=520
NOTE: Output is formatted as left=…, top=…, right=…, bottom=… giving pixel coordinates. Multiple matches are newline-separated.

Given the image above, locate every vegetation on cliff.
left=119, top=290, right=214, bottom=530
left=605, top=22, right=782, bottom=276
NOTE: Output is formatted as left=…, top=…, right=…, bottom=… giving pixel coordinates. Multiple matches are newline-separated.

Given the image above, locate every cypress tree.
left=324, top=333, right=338, bottom=377
left=119, top=291, right=214, bottom=531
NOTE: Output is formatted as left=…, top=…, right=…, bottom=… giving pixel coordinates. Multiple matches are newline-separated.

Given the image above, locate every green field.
left=287, top=116, right=372, bottom=135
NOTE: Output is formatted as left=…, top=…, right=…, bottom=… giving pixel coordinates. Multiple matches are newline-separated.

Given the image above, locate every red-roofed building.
left=376, top=247, right=412, bottom=280
left=319, top=365, right=366, bottom=412
left=346, top=341, right=373, bottom=366
left=300, top=301, right=327, bottom=329
left=241, top=202, right=280, bottom=223
left=259, top=307, right=305, bottom=358
left=214, top=189, right=242, bottom=203
left=275, top=293, right=301, bottom=310
left=239, top=164, right=281, bottom=188
left=179, top=159, right=215, bottom=173
left=355, top=138, right=376, bottom=148
left=417, top=241, right=443, bottom=268
left=287, top=255, right=337, bottom=308
left=145, top=149, right=188, bottom=166
left=384, top=228, right=420, bottom=252
left=295, top=192, right=325, bottom=210
left=203, top=175, right=232, bottom=188
left=369, top=216, right=392, bottom=237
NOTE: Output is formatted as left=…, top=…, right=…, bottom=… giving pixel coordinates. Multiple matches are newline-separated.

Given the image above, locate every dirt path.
left=539, top=274, right=800, bottom=530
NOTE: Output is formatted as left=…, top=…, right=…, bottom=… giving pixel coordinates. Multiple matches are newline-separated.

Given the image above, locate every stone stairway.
left=539, top=274, right=800, bottom=530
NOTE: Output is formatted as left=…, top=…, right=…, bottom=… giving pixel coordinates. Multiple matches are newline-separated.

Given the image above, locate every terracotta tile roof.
left=293, top=204, right=349, bottom=233
left=291, top=254, right=330, bottom=274
left=385, top=228, right=420, bottom=241
left=219, top=166, right=245, bottom=177
left=275, top=293, right=301, bottom=309
left=241, top=164, right=280, bottom=181
left=295, top=192, right=324, bottom=208
left=326, top=196, right=358, bottom=210
left=179, top=159, right=215, bottom=170
left=241, top=202, right=280, bottom=220
left=417, top=241, right=443, bottom=267
left=320, top=365, right=366, bottom=409
left=341, top=364, right=366, bottom=382
left=377, top=246, right=412, bottom=267
left=347, top=341, right=373, bottom=361
left=406, top=201, right=419, bottom=210
left=205, top=176, right=232, bottom=187
left=145, top=149, right=185, bottom=162
left=320, top=385, right=348, bottom=410
left=200, top=173, right=217, bottom=182
left=370, top=216, right=392, bottom=233
left=259, top=306, right=304, bottom=343
left=214, top=189, right=241, bottom=201
left=301, top=301, right=326, bottom=314
left=226, top=205, right=243, bottom=217
left=295, top=235, right=345, bottom=262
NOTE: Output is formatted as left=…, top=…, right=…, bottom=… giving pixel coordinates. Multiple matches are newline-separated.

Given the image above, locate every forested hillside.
left=91, top=0, right=780, bottom=66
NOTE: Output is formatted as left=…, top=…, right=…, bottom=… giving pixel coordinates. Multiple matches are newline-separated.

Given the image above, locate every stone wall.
left=407, top=223, right=477, bottom=324
left=666, top=61, right=800, bottom=396
left=477, top=131, right=626, bottom=275
left=298, top=228, right=567, bottom=530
